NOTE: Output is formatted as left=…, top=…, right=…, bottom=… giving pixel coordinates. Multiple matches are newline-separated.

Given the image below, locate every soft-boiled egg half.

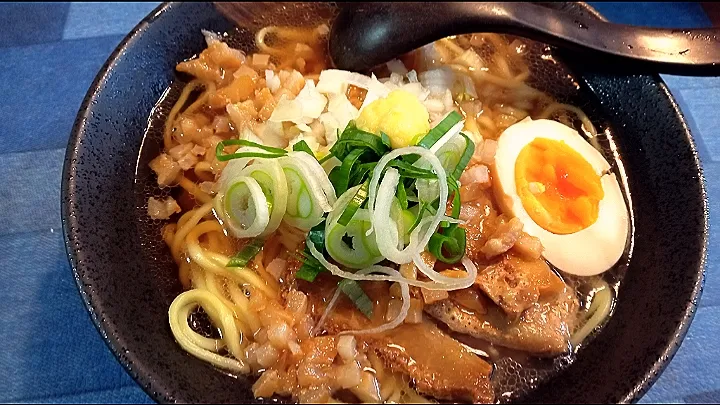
left=492, top=118, right=629, bottom=276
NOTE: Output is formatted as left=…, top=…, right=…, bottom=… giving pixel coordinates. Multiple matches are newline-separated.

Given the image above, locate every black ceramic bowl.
left=62, top=2, right=708, bottom=404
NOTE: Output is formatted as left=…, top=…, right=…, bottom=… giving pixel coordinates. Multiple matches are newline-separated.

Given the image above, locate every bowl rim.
left=61, top=2, right=708, bottom=404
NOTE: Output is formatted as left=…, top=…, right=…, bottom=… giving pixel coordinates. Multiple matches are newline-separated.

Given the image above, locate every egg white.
left=492, top=118, right=629, bottom=277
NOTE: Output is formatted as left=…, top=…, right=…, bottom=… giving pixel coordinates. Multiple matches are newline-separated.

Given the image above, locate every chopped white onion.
left=269, top=95, right=304, bottom=123
left=201, top=29, right=221, bottom=46
left=419, top=67, right=456, bottom=94
left=407, top=70, right=419, bottom=83
left=460, top=74, right=478, bottom=99
left=316, top=69, right=390, bottom=97
left=337, top=335, right=358, bottom=362
left=265, top=70, right=281, bottom=93
left=294, top=80, right=328, bottom=120
left=386, top=59, right=409, bottom=75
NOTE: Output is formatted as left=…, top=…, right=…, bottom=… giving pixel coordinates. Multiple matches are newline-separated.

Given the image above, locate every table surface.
left=1, top=2, right=718, bottom=404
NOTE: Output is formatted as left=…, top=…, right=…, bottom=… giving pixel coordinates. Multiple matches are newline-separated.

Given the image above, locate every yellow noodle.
left=171, top=203, right=214, bottom=262
left=439, top=37, right=465, bottom=58
left=539, top=102, right=598, bottom=137
left=194, top=161, right=216, bottom=182
left=571, top=281, right=613, bottom=347
left=178, top=261, right=192, bottom=289
left=178, top=176, right=213, bottom=204
left=164, top=79, right=203, bottom=150
left=168, top=289, right=249, bottom=373
left=227, top=282, right=262, bottom=333
left=202, top=271, right=253, bottom=338
left=184, top=81, right=216, bottom=114
left=185, top=221, right=277, bottom=298
left=175, top=302, right=225, bottom=352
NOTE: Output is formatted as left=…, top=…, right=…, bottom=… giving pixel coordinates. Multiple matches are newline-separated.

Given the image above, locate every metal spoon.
left=328, top=2, right=720, bottom=75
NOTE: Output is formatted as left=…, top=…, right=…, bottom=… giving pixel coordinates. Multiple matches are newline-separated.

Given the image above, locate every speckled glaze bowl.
left=62, top=2, right=707, bottom=404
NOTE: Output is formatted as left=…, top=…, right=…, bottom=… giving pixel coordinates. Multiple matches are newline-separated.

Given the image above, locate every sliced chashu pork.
left=474, top=254, right=567, bottom=320
left=300, top=277, right=495, bottom=403
left=362, top=322, right=494, bottom=404
left=425, top=285, right=579, bottom=356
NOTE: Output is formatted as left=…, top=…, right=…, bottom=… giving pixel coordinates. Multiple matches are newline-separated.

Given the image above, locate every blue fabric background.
left=0, top=2, right=717, bottom=403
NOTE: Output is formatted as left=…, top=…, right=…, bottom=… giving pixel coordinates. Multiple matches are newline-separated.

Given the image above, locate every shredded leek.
left=329, top=148, right=367, bottom=195
left=416, top=111, right=463, bottom=149
left=451, top=133, right=475, bottom=179
left=239, top=160, right=288, bottom=237
left=226, top=238, right=265, bottom=267
left=330, top=122, right=392, bottom=160
left=292, top=139, right=315, bottom=157
left=216, top=139, right=288, bottom=161
left=296, top=221, right=328, bottom=282
left=428, top=226, right=466, bottom=264
left=338, top=279, right=374, bottom=318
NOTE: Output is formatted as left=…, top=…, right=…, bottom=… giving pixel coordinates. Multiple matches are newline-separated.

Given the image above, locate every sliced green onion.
left=226, top=238, right=264, bottom=267
left=451, top=133, right=475, bottom=179
left=216, top=139, right=288, bottom=161
left=295, top=265, right=322, bottom=282
left=280, top=156, right=332, bottom=230
left=325, top=185, right=383, bottom=269
left=428, top=226, right=467, bottom=264
left=239, top=160, right=288, bottom=237
left=217, top=177, right=270, bottom=238
left=329, top=148, right=366, bottom=196
left=337, top=181, right=369, bottom=226
left=400, top=209, right=416, bottom=245
left=416, top=111, right=464, bottom=149
left=292, top=140, right=315, bottom=157
left=338, top=279, right=374, bottom=318
left=449, top=176, right=461, bottom=219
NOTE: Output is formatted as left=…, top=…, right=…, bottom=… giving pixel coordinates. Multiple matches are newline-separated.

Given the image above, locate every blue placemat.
left=0, top=2, right=716, bottom=404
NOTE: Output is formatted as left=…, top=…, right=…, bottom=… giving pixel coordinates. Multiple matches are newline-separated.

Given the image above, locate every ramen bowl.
left=62, top=2, right=707, bottom=403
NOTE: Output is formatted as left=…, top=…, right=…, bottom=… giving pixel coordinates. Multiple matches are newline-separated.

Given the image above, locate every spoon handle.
left=331, top=2, right=720, bottom=75
left=499, top=2, right=720, bottom=73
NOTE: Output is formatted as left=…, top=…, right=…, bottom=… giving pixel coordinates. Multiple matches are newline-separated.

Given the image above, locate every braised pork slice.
left=425, top=286, right=579, bottom=356
left=363, top=322, right=495, bottom=404
left=475, top=254, right=566, bottom=320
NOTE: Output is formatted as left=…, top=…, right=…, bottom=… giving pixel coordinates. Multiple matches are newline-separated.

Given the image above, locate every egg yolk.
left=355, top=90, right=430, bottom=149
left=515, top=138, right=604, bottom=235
